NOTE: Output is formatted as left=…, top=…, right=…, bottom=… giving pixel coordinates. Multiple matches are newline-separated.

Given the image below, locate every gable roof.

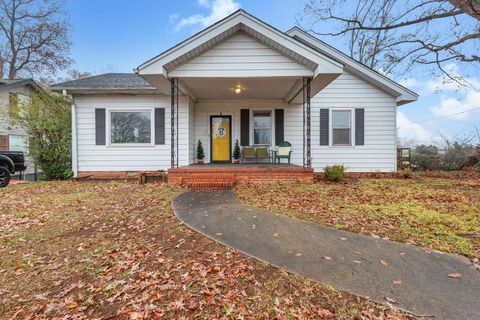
left=50, top=73, right=156, bottom=93
left=50, top=10, right=417, bottom=105
left=0, top=78, right=42, bottom=93
left=136, top=9, right=344, bottom=77
left=286, top=27, right=418, bottom=105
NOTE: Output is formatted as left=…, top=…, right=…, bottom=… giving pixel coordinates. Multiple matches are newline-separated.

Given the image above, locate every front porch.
left=168, top=163, right=314, bottom=190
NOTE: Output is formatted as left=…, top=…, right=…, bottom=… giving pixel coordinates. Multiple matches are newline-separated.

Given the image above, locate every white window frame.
left=106, top=108, right=155, bottom=147
left=250, top=109, right=275, bottom=146
left=329, top=108, right=355, bottom=147
left=8, top=134, right=29, bottom=153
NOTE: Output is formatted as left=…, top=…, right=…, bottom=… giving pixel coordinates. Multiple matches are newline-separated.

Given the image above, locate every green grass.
left=237, top=176, right=480, bottom=259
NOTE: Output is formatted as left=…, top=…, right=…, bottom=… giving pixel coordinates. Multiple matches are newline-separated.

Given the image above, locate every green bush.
left=324, top=164, right=345, bottom=182
left=9, top=91, right=72, bottom=180
left=411, top=145, right=442, bottom=170
left=233, top=139, right=241, bottom=160
left=196, top=140, right=205, bottom=160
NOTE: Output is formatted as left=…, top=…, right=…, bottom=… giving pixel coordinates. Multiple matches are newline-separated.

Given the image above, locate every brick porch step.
left=186, top=181, right=235, bottom=191
left=183, top=173, right=235, bottom=190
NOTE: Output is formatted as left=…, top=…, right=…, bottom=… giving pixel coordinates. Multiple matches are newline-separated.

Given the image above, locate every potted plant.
left=197, top=140, right=205, bottom=164
left=233, top=140, right=241, bottom=164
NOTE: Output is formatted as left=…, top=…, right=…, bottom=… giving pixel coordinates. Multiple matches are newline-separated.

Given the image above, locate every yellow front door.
left=211, top=116, right=231, bottom=162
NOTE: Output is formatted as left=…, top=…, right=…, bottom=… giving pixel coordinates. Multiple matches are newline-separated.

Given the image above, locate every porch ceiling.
left=180, top=77, right=300, bottom=100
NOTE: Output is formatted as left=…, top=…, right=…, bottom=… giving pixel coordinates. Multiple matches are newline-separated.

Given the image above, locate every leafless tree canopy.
left=0, top=0, right=72, bottom=79
left=299, top=0, right=480, bottom=85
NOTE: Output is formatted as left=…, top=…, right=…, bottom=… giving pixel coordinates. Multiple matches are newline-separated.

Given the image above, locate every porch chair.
left=241, top=146, right=256, bottom=163
left=255, top=146, right=270, bottom=163
left=274, top=141, right=292, bottom=164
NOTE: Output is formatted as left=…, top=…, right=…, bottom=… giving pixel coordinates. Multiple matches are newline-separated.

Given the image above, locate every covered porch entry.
left=135, top=10, right=344, bottom=188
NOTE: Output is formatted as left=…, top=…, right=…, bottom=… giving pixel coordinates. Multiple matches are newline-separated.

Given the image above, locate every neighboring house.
left=51, top=10, right=417, bottom=178
left=0, top=79, right=41, bottom=179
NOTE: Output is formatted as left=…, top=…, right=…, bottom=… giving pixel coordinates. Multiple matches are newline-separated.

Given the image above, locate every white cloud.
left=398, top=78, right=421, bottom=88
left=196, top=0, right=210, bottom=7
left=174, top=0, right=241, bottom=31
left=399, top=64, right=480, bottom=96
left=431, top=91, right=480, bottom=120
left=397, top=111, right=433, bottom=145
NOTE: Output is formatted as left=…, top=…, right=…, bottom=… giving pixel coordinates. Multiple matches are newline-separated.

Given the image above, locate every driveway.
left=173, top=190, right=480, bottom=320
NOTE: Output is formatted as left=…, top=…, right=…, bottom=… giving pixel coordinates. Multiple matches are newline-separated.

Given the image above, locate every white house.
left=52, top=10, right=417, bottom=182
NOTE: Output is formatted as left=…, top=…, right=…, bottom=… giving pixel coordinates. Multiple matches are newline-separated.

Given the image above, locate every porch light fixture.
left=234, top=85, right=242, bottom=94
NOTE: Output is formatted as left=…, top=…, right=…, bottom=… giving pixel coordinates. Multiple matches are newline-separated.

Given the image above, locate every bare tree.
left=0, top=0, right=72, bottom=79
left=299, top=0, right=480, bottom=86
left=439, top=132, right=476, bottom=169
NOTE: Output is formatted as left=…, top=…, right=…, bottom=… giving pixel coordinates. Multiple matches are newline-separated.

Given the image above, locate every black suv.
left=0, top=151, right=27, bottom=187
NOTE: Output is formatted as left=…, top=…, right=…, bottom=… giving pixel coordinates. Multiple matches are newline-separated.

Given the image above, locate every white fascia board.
left=286, top=27, right=418, bottom=105
left=137, top=10, right=343, bottom=76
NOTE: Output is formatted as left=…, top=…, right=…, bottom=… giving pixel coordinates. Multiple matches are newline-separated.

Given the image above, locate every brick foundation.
left=168, top=167, right=314, bottom=190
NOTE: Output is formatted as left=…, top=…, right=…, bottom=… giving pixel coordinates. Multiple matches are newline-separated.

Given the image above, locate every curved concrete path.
left=172, top=190, right=480, bottom=319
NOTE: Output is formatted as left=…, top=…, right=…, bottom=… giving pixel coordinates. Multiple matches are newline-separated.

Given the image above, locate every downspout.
left=71, top=94, right=78, bottom=177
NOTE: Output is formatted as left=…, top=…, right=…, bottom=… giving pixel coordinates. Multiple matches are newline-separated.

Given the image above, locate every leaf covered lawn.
left=237, top=175, right=480, bottom=260
left=0, top=181, right=409, bottom=319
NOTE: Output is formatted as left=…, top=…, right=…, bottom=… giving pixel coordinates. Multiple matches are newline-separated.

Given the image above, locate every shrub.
left=9, top=91, right=72, bottom=180
left=324, top=164, right=345, bottom=182
left=233, top=139, right=241, bottom=160
left=411, top=145, right=442, bottom=170
left=442, top=141, right=475, bottom=171
left=196, top=140, right=205, bottom=160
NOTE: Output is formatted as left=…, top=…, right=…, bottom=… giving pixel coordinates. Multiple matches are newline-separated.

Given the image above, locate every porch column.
left=303, top=77, right=312, bottom=167
left=170, top=78, right=179, bottom=168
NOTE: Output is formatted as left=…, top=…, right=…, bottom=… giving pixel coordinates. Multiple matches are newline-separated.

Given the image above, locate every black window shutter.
left=95, top=108, right=106, bottom=145
left=240, top=109, right=250, bottom=146
left=155, top=108, right=165, bottom=145
left=319, top=109, right=329, bottom=146
left=275, top=109, right=284, bottom=146
left=355, top=108, right=365, bottom=146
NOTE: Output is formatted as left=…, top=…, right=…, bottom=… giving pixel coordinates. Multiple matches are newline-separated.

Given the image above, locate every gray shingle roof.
left=0, top=78, right=42, bottom=93
left=51, top=73, right=155, bottom=90
left=0, top=79, right=27, bottom=86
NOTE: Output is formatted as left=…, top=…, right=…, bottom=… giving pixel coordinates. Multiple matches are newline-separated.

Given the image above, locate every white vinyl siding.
left=74, top=72, right=397, bottom=172
left=169, top=33, right=313, bottom=78
left=299, top=72, right=397, bottom=172
left=74, top=95, right=189, bottom=172
left=191, top=71, right=396, bottom=171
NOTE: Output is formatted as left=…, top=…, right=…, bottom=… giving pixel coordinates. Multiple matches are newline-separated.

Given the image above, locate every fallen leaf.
left=317, top=308, right=334, bottom=318
left=66, top=301, right=78, bottom=309
left=448, top=273, right=462, bottom=278
left=385, top=297, right=396, bottom=304
left=273, top=233, right=279, bottom=238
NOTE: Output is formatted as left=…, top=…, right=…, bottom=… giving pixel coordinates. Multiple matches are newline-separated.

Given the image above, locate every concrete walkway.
left=172, top=190, right=480, bottom=320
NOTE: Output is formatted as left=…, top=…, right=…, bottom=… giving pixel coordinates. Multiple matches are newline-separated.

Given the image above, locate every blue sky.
left=65, top=0, right=480, bottom=145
